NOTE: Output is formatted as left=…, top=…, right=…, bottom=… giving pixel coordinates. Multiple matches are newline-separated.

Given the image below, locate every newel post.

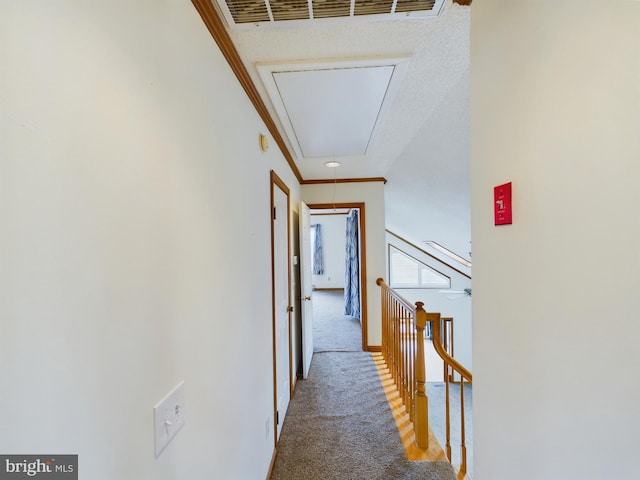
left=414, top=302, right=429, bottom=449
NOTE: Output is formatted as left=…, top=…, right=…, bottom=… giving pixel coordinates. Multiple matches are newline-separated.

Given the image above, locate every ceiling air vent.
left=218, top=0, right=444, bottom=26
left=272, top=0, right=310, bottom=21
left=395, top=0, right=437, bottom=14
left=354, top=0, right=394, bottom=16
left=313, top=0, right=351, bottom=19
left=225, top=0, right=270, bottom=23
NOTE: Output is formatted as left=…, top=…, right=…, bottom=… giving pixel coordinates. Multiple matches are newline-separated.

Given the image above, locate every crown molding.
left=301, top=177, right=387, bottom=185
left=191, top=0, right=303, bottom=183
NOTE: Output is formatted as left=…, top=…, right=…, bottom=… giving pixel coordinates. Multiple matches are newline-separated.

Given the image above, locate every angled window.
left=389, top=245, right=450, bottom=288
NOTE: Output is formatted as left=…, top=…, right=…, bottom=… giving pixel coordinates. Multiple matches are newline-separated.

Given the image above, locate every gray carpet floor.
left=270, top=290, right=456, bottom=480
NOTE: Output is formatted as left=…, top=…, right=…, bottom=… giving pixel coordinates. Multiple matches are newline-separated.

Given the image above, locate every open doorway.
left=308, top=203, right=368, bottom=351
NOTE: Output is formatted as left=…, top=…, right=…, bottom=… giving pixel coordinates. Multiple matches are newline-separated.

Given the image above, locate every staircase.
left=377, top=278, right=473, bottom=479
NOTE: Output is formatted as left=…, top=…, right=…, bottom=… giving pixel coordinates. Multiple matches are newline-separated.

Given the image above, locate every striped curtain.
left=312, top=224, right=324, bottom=275
left=344, top=209, right=360, bottom=319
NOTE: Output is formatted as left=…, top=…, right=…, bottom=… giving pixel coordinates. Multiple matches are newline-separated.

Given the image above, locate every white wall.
left=471, top=2, right=640, bottom=479
left=302, top=182, right=386, bottom=347
left=385, top=233, right=472, bottom=372
left=311, top=213, right=347, bottom=289
left=0, top=1, right=300, bottom=478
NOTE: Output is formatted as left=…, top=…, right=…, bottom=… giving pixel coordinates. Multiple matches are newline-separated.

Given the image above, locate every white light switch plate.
left=153, top=381, right=186, bottom=457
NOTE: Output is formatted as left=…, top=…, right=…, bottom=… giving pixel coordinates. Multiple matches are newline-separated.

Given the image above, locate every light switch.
left=153, top=381, right=186, bottom=457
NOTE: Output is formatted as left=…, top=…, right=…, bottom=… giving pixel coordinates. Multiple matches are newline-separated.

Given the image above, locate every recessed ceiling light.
left=325, top=161, right=341, bottom=168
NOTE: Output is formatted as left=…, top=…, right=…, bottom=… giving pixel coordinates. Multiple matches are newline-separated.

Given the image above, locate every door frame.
left=307, top=202, right=369, bottom=351
left=270, top=170, right=293, bottom=446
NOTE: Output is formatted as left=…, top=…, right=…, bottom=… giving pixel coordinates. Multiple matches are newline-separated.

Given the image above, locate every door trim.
left=307, top=202, right=369, bottom=351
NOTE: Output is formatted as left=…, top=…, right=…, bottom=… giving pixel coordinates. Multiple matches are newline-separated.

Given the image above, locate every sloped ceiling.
left=386, top=72, right=471, bottom=264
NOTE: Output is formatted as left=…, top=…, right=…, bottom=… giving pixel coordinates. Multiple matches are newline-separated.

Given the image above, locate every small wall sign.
left=494, top=182, right=512, bottom=225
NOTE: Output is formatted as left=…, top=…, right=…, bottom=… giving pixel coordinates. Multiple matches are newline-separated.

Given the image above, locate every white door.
left=299, top=202, right=314, bottom=379
left=273, top=185, right=291, bottom=440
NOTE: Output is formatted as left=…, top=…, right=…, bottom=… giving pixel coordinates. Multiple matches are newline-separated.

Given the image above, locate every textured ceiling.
left=229, top=1, right=470, bottom=180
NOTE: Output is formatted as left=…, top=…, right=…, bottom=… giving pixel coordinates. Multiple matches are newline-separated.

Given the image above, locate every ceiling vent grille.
left=271, top=0, right=309, bottom=21
left=395, top=0, right=437, bottom=13
left=219, top=0, right=443, bottom=26
left=313, top=0, right=351, bottom=19
left=226, top=0, right=270, bottom=23
left=353, top=0, right=394, bottom=16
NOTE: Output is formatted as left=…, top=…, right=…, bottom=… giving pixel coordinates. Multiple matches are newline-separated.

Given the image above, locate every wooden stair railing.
left=376, top=277, right=427, bottom=447
left=377, top=278, right=472, bottom=479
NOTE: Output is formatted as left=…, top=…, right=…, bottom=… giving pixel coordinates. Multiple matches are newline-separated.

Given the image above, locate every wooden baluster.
left=385, top=291, right=389, bottom=365
left=400, top=306, right=405, bottom=412
left=445, top=360, right=452, bottom=462
left=398, top=307, right=402, bottom=398
left=404, top=308, right=410, bottom=415
left=382, top=289, right=386, bottom=361
left=446, top=317, right=455, bottom=382
left=401, top=307, right=407, bottom=417
left=392, top=305, right=396, bottom=376
left=386, top=291, right=391, bottom=365
left=380, top=291, right=383, bottom=346
left=384, top=294, right=388, bottom=363
left=388, top=293, right=392, bottom=362
left=442, top=318, right=448, bottom=382
left=410, top=310, right=415, bottom=418
left=404, top=310, right=413, bottom=413
left=414, top=303, right=429, bottom=449
left=382, top=289, right=386, bottom=360
left=394, top=303, right=399, bottom=386
left=391, top=302, right=395, bottom=382
left=440, top=318, right=454, bottom=381
left=433, top=315, right=453, bottom=462
left=459, top=379, right=467, bottom=477
left=410, top=311, right=416, bottom=419
left=396, top=304, right=400, bottom=387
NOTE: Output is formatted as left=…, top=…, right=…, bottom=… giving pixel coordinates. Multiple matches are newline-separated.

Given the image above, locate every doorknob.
left=304, top=296, right=311, bottom=301
left=287, top=306, right=294, bottom=312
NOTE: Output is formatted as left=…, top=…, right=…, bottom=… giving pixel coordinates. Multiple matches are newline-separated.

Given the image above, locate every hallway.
left=269, top=290, right=456, bottom=479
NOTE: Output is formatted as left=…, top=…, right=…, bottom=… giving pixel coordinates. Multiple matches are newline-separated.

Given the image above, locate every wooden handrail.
left=417, top=306, right=472, bottom=383
left=376, top=277, right=414, bottom=311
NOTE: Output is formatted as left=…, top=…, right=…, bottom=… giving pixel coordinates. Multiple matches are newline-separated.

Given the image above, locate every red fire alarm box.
left=494, top=182, right=512, bottom=225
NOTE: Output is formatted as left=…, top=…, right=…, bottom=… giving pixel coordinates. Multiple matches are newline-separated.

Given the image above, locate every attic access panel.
left=274, top=65, right=392, bottom=158
left=218, top=0, right=445, bottom=27
left=257, top=57, right=409, bottom=161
